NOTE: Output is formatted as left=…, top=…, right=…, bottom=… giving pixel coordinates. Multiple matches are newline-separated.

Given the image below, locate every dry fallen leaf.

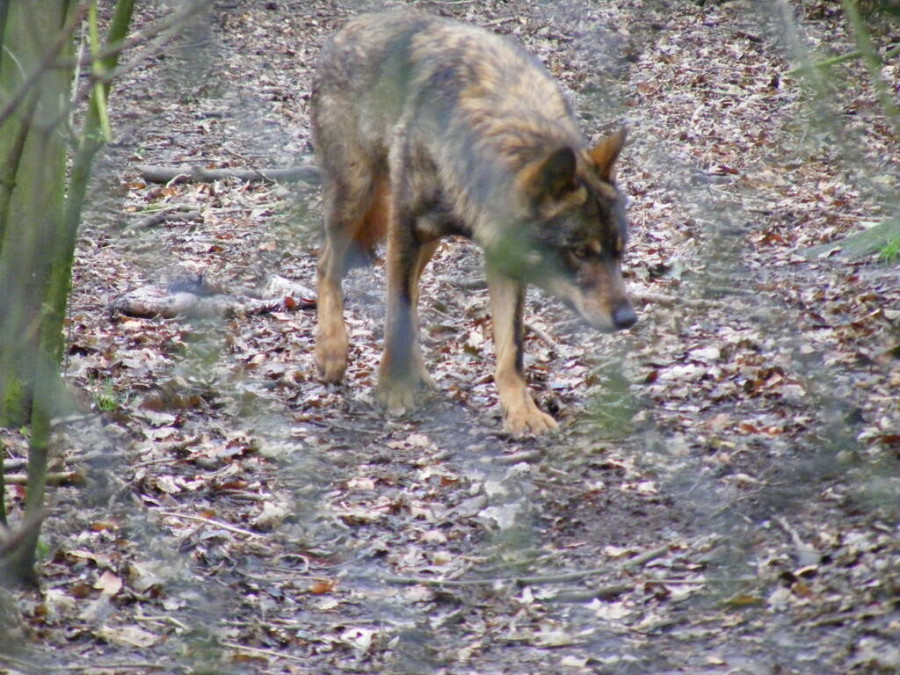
left=94, top=570, right=123, bottom=598
left=97, top=624, right=161, bottom=649
left=340, top=627, right=377, bottom=657
left=309, top=578, right=337, bottom=595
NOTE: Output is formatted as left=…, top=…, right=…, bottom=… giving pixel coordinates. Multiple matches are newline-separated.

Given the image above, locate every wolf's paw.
left=502, top=398, right=559, bottom=436
left=315, top=326, right=348, bottom=384
left=375, top=369, right=436, bottom=415
left=375, top=379, right=418, bottom=415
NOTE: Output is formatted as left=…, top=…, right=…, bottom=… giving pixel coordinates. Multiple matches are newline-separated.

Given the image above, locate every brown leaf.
left=309, top=578, right=337, bottom=595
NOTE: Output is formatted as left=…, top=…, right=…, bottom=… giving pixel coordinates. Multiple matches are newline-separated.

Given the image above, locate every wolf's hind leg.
left=376, top=231, right=440, bottom=414
left=315, top=176, right=388, bottom=383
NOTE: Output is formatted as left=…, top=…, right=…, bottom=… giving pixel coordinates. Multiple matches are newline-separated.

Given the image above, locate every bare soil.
left=1, top=1, right=898, bottom=673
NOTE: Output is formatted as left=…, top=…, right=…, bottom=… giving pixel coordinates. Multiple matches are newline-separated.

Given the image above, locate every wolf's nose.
left=613, top=302, right=637, bottom=330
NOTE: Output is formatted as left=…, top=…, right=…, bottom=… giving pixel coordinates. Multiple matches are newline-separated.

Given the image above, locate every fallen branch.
left=435, top=274, right=487, bottom=291
left=550, top=586, right=632, bottom=603
left=384, top=544, right=673, bottom=588
left=525, top=322, right=561, bottom=354
left=2, top=472, right=83, bottom=487
left=124, top=206, right=201, bottom=232
left=632, top=290, right=720, bottom=309
left=57, top=663, right=168, bottom=672
left=621, top=544, right=672, bottom=572
left=221, top=641, right=311, bottom=665
left=110, top=274, right=316, bottom=319
left=155, top=511, right=263, bottom=539
left=136, top=163, right=321, bottom=186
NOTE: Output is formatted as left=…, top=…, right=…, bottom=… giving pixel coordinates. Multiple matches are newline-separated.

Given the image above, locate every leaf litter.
left=0, top=0, right=897, bottom=674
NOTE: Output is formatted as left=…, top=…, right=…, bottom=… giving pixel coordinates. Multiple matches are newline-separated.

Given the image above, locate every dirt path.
left=1, top=1, right=897, bottom=673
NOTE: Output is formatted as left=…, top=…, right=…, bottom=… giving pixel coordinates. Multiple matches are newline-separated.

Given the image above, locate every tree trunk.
left=0, top=0, right=74, bottom=587
left=0, top=0, right=135, bottom=587
left=0, top=1, right=72, bottom=429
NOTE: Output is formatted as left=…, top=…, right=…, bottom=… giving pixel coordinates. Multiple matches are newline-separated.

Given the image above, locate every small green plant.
left=878, top=238, right=900, bottom=264
left=94, top=379, right=122, bottom=413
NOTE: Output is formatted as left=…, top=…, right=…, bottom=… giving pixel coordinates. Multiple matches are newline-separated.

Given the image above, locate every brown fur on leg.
left=487, top=263, right=558, bottom=435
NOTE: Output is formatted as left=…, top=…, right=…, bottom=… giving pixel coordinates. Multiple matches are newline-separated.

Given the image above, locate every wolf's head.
left=494, top=129, right=636, bottom=333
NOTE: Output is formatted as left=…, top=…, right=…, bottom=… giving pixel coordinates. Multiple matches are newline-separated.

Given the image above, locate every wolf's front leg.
left=487, top=265, right=558, bottom=435
left=376, top=228, right=438, bottom=414
left=315, top=239, right=349, bottom=383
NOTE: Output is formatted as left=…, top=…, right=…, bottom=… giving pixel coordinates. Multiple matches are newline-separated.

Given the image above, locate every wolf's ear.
left=589, top=128, right=627, bottom=182
left=523, top=146, right=578, bottom=202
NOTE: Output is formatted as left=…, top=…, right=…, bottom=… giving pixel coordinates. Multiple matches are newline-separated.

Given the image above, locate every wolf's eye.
left=573, top=243, right=600, bottom=260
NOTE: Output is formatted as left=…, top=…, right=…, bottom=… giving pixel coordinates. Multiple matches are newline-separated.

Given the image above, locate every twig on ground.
left=133, top=614, right=192, bottom=631
left=125, top=206, right=201, bottom=231
left=384, top=544, right=673, bottom=588
left=221, top=641, right=311, bottom=664
left=526, top=322, right=561, bottom=354
left=155, top=511, right=263, bottom=539
left=621, top=544, right=672, bottom=571
left=57, top=664, right=167, bottom=672
left=136, top=163, right=321, bottom=186
left=2, top=472, right=83, bottom=486
left=633, top=290, right=722, bottom=308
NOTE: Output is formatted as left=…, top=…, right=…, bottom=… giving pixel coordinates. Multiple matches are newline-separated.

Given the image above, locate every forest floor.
left=1, top=1, right=898, bottom=673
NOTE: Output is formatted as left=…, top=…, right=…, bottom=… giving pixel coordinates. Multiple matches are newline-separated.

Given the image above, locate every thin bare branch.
left=0, top=4, right=88, bottom=127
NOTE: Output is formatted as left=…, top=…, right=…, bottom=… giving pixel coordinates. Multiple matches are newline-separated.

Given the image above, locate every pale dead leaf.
left=97, top=624, right=161, bottom=649
left=347, top=477, right=376, bottom=491
left=67, top=549, right=113, bottom=568
left=340, top=627, right=377, bottom=656
left=94, top=570, right=123, bottom=597
left=252, top=499, right=289, bottom=529
left=561, top=655, right=589, bottom=668
left=479, top=504, right=519, bottom=529
left=126, top=561, right=166, bottom=593
left=590, top=600, right=631, bottom=622
left=421, top=529, right=447, bottom=544
left=43, top=588, right=77, bottom=620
